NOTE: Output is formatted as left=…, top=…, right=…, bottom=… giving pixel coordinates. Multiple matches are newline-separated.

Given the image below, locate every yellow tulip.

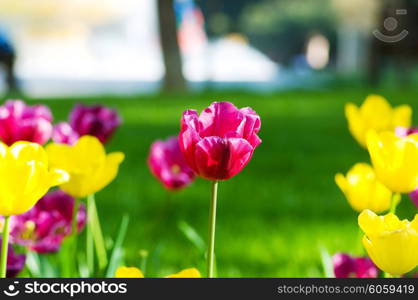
left=165, top=268, right=201, bottom=278
left=366, top=130, right=418, bottom=193
left=115, top=267, right=202, bottom=278
left=115, top=267, right=144, bottom=278
left=358, top=210, right=418, bottom=275
left=335, top=163, right=392, bottom=213
left=0, top=142, right=69, bottom=216
left=345, top=95, right=411, bottom=147
left=46, top=135, right=124, bottom=198
left=114, top=267, right=201, bottom=278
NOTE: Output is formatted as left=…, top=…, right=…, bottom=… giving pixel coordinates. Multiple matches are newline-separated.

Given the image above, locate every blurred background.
left=1, top=0, right=418, bottom=277
left=1, top=0, right=417, bottom=97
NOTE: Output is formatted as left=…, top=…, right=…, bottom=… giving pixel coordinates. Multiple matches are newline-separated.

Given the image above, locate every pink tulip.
left=69, top=104, right=121, bottom=144
left=148, top=136, right=195, bottom=190
left=52, top=122, right=80, bottom=145
left=179, top=102, right=261, bottom=180
left=0, top=100, right=53, bottom=145
left=9, top=190, right=86, bottom=253
left=333, top=253, right=378, bottom=278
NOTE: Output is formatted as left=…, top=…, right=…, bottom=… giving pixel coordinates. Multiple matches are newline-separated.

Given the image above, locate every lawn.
left=30, top=87, right=418, bottom=277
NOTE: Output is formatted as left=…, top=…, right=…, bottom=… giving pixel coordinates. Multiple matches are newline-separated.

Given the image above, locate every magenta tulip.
left=148, top=136, right=195, bottom=190
left=0, top=100, right=53, bottom=145
left=52, top=122, right=79, bottom=145
left=9, top=190, right=86, bottom=253
left=179, top=102, right=261, bottom=180
left=69, top=104, right=121, bottom=144
left=333, top=253, right=378, bottom=278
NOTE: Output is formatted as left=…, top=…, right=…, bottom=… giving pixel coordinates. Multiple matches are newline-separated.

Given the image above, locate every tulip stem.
left=390, top=193, right=401, bottom=214
left=207, top=180, right=219, bottom=278
left=86, top=196, right=94, bottom=275
left=88, top=194, right=108, bottom=271
left=0, top=216, right=10, bottom=278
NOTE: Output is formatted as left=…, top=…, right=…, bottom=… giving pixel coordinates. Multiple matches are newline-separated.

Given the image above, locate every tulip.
left=114, top=266, right=201, bottom=278
left=0, top=100, right=53, bottom=146
left=52, top=122, right=79, bottom=145
left=0, top=141, right=69, bottom=277
left=9, top=190, right=86, bottom=253
left=46, top=135, right=124, bottom=272
left=46, top=135, right=124, bottom=198
left=69, top=104, right=121, bottom=144
left=358, top=210, right=418, bottom=276
left=148, top=136, right=195, bottom=190
left=333, top=253, right=378, bottom=278
left=0, top=240, right=25, bottom=278
left=165, top=268, right=201, bottom=278
left=335, top=163, right=392, bottom=213
left=345, top=95, right=411, bottom=147
left=179, top=102, right=261, bottom=180
left=366, top=130, right=418, bottom=194
left=179, top=101, right=261, bottom=278
left=0, top=142, right=69, bottom=216
left=115, top=266, right=144, bottom=278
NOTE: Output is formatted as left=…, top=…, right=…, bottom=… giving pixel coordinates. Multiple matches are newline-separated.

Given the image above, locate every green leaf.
left=178, top=221, right=205, bottom=254
left=105, top=215, right=130, bottom=278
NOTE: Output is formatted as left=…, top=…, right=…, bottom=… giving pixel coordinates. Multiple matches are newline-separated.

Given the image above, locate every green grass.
left=28, top=87, right=418, bottom=277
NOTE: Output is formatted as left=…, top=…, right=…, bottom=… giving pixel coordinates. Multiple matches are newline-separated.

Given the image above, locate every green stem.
left=86, top=196, right=95, bottom=275
left=390, top=193, right=401, bottom=214
left=88, top=194, right=108, bottom=271
left=207, top=181, right=219, bottom=278
left=0, top=216, right=10, bottom=278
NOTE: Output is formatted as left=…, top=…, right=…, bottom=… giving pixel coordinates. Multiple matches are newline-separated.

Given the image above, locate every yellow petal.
left=73, top=136, right=106, bottom=171
left=345, top=103, right=366, bottom=147
left=46, top=143, right=73, bottom=171
left=165, top=268, right=201, bottom=278
left=358, top=209, right=381, bottom=236
left=115, top=267, right=144, bottom=278
left=49, top=168, right=70, bottom=186
left=392, top=105, right=412, bottom=128
left=10, top=142, right=48, bottom=164
left=91, top=152, right=125, bottom=194
left=334, top=173, right=347, bottom=192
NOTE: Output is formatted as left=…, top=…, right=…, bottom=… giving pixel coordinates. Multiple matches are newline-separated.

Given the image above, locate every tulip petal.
left=345, top=103, right=367, bottom=147
left=49, top=168, right=70, bottom=187
left=194, top=137, right=253, bottom=180
left=240, top=107, right=262, bottom=148
left=165, top=268, right=201, bottom=278
left=91, top=152, right=125, bottom=194
left=115, top=267, right=144, bottom=278
left=179, top=110, right=201, bottom=171
left=199, top=102, right=245, bottom=138
left=392, top=105, right=412, bottom=128
left=10, top=142, right=48, bottom=164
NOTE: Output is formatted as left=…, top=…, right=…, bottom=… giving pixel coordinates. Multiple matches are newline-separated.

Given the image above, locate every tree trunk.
left=157, top=0, right=187, bottom=92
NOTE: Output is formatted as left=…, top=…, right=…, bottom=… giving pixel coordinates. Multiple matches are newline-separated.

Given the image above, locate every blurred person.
left=0, top=28, right=19, bottom=95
